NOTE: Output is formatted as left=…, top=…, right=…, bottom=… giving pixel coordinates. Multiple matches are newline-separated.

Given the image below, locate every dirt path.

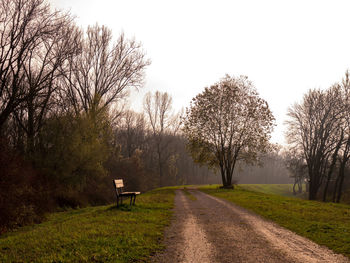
left=152, top=189, right=350, bottom=263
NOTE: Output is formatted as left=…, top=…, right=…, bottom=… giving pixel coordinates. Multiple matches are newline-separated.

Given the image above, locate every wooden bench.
left=113, top=179, right=140, bottom=207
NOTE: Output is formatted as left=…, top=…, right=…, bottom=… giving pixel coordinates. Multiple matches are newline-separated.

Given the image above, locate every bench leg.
left=116, top=196, right=119, bottom=207
left=133, top=195, right=136, bottom=205
left=130, top=196, right=133, bottom=206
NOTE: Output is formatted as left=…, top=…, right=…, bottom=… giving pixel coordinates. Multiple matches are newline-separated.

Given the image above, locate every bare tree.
left=0, top=0, right=70, bottom=133
left=333, top=134, right=350, bottom=202
left=284, top=147, right=307, bottom=194
left=332, top=72, right=350, bottom=202
left=183, top=75, right=275, bottom=188
left=61, top=24, right=150, bottom=115
left=144, top=91, right=180, bottom=186
left=12, top=16, right=80, bottom=155
left=286, top=86, right=343, bottom=200
left=116, top=110, right=147, bottom=158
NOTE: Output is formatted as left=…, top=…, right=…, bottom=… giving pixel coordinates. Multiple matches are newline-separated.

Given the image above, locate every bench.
left=113, top=179, right=140, bottom=207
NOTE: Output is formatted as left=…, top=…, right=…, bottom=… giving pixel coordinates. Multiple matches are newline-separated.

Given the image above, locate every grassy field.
left=239, top=184, right=306, bottom=198
left=200, top=185, right=350, bottom=258
left=0, top=188, right=175, bottom=262
left=239, top=183, right=350, bottom=204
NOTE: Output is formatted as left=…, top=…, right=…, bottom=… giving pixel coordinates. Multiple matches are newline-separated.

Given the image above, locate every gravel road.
left=152, top=189, right=350, bottom=263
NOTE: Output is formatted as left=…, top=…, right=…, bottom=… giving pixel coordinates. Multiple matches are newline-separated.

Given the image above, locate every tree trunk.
left=293, top=181, right=297, bottom=195
left=26, top=95, right=35, bottom=158
left=332, top=170, right=341, bottom=202
left=309, top=187, right=317, bottom=200
left=336, top=164, right=346, bottom=203
left=322, top=141, right=341, bottom=202
left=158, top=153, right=163, bottom=187
left=308, top=174, right=318, bottom=200
left=156, top=135, right=163, bottom=187
left=220, top=164, right=227, bottom=187
left=334, top=143, right=349, bottom=203
left=298, top=179, right=302, bottom=193
left=225, top=169, right=234, bottom=189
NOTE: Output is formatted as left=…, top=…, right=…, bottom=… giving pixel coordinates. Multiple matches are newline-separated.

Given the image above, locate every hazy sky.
left=50, top=0, right=350, bottom=144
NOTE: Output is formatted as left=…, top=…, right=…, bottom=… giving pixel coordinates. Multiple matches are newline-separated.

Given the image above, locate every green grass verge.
left=200, top=185, right=350, bottom=258
left=239, top=184, right=307, bottom=198
left=0, top=188, right=175, bottom=262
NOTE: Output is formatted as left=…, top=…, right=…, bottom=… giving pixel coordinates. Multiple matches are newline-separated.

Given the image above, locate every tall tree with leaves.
left=183, top=75, right=275, bottom=188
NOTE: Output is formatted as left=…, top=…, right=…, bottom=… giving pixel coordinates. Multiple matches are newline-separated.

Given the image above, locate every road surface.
left=152, top=189, right=349, bottom=263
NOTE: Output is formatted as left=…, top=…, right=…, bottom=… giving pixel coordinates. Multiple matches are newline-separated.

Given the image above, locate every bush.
left=0, top=141, right=50, bottom=233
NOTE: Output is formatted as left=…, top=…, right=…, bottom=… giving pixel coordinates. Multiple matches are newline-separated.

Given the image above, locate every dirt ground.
left=152, top=189, right=350, bottom=263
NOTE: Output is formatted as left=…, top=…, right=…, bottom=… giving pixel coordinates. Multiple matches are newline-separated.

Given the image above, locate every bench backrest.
left=113, top=179, right=124, bottom=196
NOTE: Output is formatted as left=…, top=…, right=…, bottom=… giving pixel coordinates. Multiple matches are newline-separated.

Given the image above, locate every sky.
left=50, top=0, right=350, bottom=144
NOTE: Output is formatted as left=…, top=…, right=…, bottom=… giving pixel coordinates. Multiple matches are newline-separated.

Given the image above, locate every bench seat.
left=113, top=179, right=140, bottom=207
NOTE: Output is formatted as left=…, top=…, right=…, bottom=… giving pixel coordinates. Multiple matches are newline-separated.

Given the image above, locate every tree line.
left=286, top=71, right=350, bottom=202
left=181, top=72, right=350, bottom=201
left=0, top=0, right=215, bottom=233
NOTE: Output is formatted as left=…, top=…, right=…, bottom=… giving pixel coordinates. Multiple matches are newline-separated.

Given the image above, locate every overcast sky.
left=50, top=0, right=350, bottom=144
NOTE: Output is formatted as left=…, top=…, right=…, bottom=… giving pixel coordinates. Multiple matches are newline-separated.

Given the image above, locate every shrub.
left=0, top=141, right=50, bottom=233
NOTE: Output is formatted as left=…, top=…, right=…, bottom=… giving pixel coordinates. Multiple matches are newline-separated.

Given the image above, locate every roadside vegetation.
left=0, top=188, right=175, bottom=263
left=200, top=185, right=350, bottom=258
left=239, top=184, right=350, bottom=204
left=239, top=184, right=306, bottom=198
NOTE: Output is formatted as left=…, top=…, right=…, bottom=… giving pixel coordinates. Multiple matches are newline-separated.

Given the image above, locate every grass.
left=239, top=184, right=350, bottom=204
left=200, top=185, right=350, bottom=258
left=239, top=184, right=307, bottom=198
left=183, top=187, right=197, bottom=201
left=0, top=187, right=175, bottom=262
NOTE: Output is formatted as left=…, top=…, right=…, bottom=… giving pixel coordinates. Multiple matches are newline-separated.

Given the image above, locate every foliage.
left=0, top=188, right=175, bottom=262
left=37, top=109, right=113, bottom=207
left=200, top=185, right=350, bottom=258
left=0, top=141, right=49, bottom=234
left=107, top=149, right=155, bottom=193
left=183, top=75, right=275, bottom=187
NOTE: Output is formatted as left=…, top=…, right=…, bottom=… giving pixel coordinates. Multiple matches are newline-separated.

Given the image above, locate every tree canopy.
left=183, top=75, right=275, bottom=188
